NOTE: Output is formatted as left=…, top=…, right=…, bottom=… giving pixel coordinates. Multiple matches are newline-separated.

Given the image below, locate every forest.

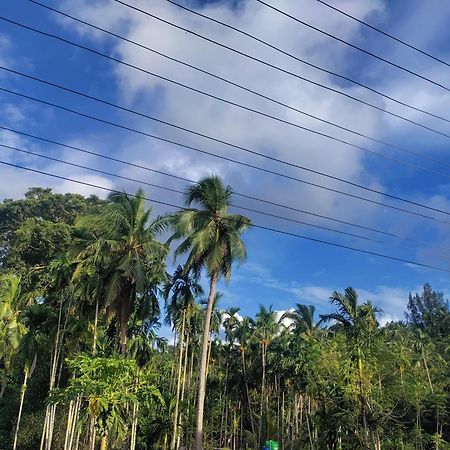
left=0, top=177, right=448, bottom=450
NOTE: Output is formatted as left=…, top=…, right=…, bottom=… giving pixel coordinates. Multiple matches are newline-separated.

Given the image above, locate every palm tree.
left=164, top=265, right=203, bottom=450
left=282, top=304, right=322, bottom=339
left=169, top=175, right=251, bottom=450
left=0, top=274, right=27, bottom=399
left=234, top=316, right=256, bottom=436
left=321, top=287, right=381, bottom=448
left=223, top=307, right=241, bottom=347
left=12, top=304, right=49, bottom=450
left=253, top=305, right=279, bottom=446
left=75, top=189, right=169, bottom=354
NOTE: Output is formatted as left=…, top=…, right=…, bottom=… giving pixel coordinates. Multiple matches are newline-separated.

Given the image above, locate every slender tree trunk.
left=171, top=309, right=186, bottom=450
left=177, top=331, right=190, bottom=450
left=241, top=349, right=255, bottom=437
left=12, top=368, right=29, bottom=450
left=0, top=369, right=7, bottom=399
left=118, top=288, right=133, bottom=355
left=93, top=296, right=99, bottom=354
left=259, top=342, right=266, bottom=447
left=100, top=433, right=108, bottom=450
left=422, top=352, right=433, bottom=393
left=130, top=403, right=139, bottom=450
left=195, top=272, right=218, bottom=450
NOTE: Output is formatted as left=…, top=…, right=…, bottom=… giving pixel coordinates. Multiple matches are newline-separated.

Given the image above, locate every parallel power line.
left=254, top=0, right=450, bottom=92
left=152, top=0, right=450, bottom=126
left=3, top=124, right=450, bottom=254
left=3, top=141, right=450, bottom=263
left=28, top=0, right=450, bottom=132
left=315, top=0, right=450, bottom=69
left=2, top=158, right=450, bottom=273
left=3, top=85, right=450, bottom=225
left=18, top=3, right=450, bottom=172
left=4, top=64, right=450, bottom=183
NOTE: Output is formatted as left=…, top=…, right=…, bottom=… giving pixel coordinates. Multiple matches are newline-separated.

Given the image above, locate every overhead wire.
left=27, top=0, right=450, bottom=134
left=152, top=0, right=450, bottom=126
left=4, top=141, right=450, bottom=263
left=314, top=0, right=450, bottom=69
left=253, top=0, right=450, bottom=92
left=2, top=158, right=450, bottom=273
left=16, top=3, right=450, bottom=172
left=3, top=124, right=450, bottom=254
left=3, top=85, right=450, bottom=225
left=4, top=65, right=450, bottom=184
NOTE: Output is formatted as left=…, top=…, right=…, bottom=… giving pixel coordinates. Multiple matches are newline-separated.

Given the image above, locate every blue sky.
left=2, top=0, right=450, bottom=325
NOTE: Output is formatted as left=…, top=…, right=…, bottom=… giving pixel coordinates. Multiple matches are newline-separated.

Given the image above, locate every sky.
left=1, top=0, right=450, bottom=326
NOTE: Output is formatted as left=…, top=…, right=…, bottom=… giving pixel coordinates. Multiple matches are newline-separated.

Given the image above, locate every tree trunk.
left=93, top=296, right=99, bottom=354
left=13, top=368, right=29, bottom=450
left=195, top=272, right=218, bottom=450
left=241, top=350, right=255, bottom=437
left=118, top=287, right=133, bottom=355
left=171, top=309, right=186, bottom=450
left=0, top=369, right=7, bottom=399
left=259, top=342, right=266, bottom=447
left=100, top=433, right=108, bottom=450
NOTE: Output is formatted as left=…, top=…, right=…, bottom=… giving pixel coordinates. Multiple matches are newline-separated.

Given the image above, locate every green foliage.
left=0, top=185, right=448, bottom=450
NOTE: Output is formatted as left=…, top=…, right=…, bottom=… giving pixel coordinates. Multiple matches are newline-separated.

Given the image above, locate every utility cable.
left=315, top=0, right=450, bottom=69
left=253, top=0, right=450, bottom=92
left=4, top=65, right=450, bottom=184
left=1, top=158, right=449, bottom=273
left=157, top=0, right=450, bottom=125
left=2, top=84, right=450, bottom=224
left=2, top=86, right=450, bottom=224
left=3, top=124, right=450, bottom=253
left=27, top=1, right=450, bottom=134
left=17, top=4, right=450, bottom=171
left=3, top=141, right=450, bottom=263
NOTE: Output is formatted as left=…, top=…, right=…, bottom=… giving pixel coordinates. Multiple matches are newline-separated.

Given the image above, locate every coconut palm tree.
left=74, top=189, right=169, bottom=354
left=169, top=175, right=251, bottom=450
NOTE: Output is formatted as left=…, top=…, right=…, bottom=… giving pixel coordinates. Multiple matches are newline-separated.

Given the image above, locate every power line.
left=3, top=141, right=450, bottom=263
left=2, top=85, right=450, bottom=225
left=18, top=4, right=450, bottom=172
left=254, top=0, right=450, bottom=92
left=3, top=86, right=450, bottom=225
left=1, top=158, right=449, bottom=273
left=4, top=65, right=450, bottom=184
left=0, top=144, right=401, bottom=246
left=153, top=0, right=450, bottom=127
left=109, top=0, right=450, bottom=131
left=315, top=0, right=450, bottom=69
left=28, top=0, right=450, bottom=135
left=3, top=124, right=450, bottom=254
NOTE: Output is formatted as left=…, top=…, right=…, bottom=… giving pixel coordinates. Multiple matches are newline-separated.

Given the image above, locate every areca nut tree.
left=169, top=175, right=252, bottom=450
left=74, top=189, right=169, bottom=354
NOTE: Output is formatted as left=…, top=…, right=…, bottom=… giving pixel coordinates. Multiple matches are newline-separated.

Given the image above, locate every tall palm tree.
left=321, top=287, right=381, bottom=448
left=253, top=305, right=279, bottom=446
left=234, top=316, right=256, bottom=436
left=75, top=189, right=169, bottom=354
left=164, top=265, right=203, bottom=450
left=169, top=176, right=251, bottom=450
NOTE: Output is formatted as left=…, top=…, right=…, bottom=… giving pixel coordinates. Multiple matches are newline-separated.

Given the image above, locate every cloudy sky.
left=2, top=0, right=450, bottom=324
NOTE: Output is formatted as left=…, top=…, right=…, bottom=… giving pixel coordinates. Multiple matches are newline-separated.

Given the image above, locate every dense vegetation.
left=0, top=180, right=448, bottom=450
